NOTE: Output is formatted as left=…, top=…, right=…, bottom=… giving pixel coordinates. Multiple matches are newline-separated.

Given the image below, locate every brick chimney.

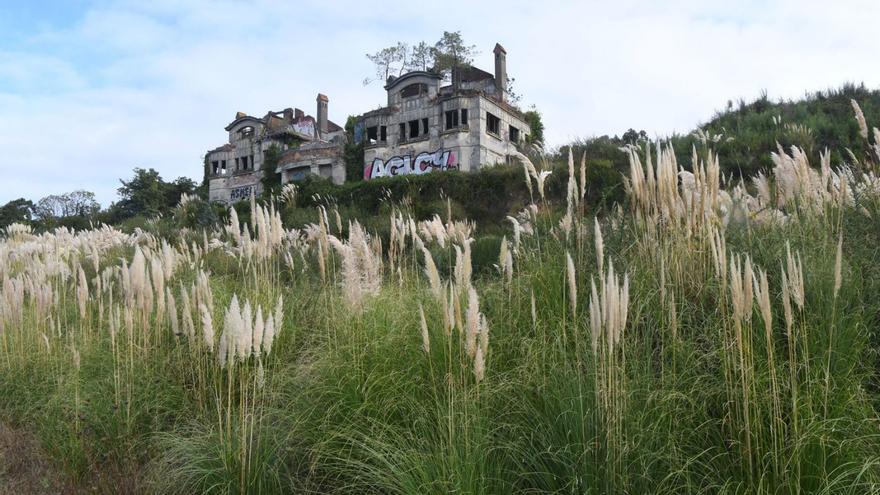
left=294, top=108, right=304, bottom=120
left=493, top=43, right=507, bottom=102
left=316, top=93, right=329, bottom=137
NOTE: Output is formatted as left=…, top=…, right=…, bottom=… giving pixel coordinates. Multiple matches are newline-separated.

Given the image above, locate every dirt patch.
left=0, top=422, right=76, bottom=495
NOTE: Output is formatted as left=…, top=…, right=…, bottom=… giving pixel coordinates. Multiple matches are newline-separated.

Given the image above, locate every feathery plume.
left=465, top=286, right=480, bottom=358
left=566, top=251, right=577, bottom=318
left=422, top=247, right=443, bottom=300
left=253, top=306, right=264, bottom=356
left=852, top=99, right=869, bottom=140
left=200, top=303, right=214, bottom=352
left=262, top=314, right=276, bottom=356
left=419, top=304, right=430, bottom=354
left=473, top=344, right=485, bottom=384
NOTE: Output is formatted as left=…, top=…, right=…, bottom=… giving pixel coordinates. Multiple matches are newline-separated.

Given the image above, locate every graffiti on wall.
left=230, top=185, right=256, bottom=202
left=291, top=118, right=316, bottom=138
left=364, top=148, right=457, bottom=180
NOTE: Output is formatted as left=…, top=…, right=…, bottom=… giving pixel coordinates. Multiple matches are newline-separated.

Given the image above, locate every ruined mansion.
left=205, top=42, right=531, bottom=205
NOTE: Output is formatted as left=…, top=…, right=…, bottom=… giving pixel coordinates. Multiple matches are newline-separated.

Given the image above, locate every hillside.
left=691, top=82, right=880, bottom=174
left=2, top=117, right=880, bottom=492
left=563, top=83, right=880, bottom=180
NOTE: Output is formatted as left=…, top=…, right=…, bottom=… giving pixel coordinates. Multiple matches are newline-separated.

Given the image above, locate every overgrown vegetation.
left=2, top=96, right=880, bottom=494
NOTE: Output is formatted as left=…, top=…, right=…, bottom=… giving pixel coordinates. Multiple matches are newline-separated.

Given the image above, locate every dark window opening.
left=460, top=108, right=468, bottom=126
left=509, top=125, right=520, bottom=143
left=366, top=126, right=378, bottom=142
left=380, top=125, right=387, bottom=142
left=235, top=157, right=240, bottom=170
left=240, top=126, right=254, bottom=138
left=445, top=110, right=459, bottom=130
left=421, top=118, right=429, bottom=135
left=212, top=161, right=219, bottom=174
left=399, top=123, right=406, bottom=141
left=250, top=155, right=255, bottom=169
left=487, top=112, right=500, bottom=135
left=240, top=156, right=248, bottom=170
left=400, top=83, right=428, bottom=98
left=409, top=120, right=419, bottom=139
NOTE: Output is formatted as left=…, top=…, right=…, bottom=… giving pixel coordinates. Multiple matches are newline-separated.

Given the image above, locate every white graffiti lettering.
left=365, top=148, right=457, bottom=180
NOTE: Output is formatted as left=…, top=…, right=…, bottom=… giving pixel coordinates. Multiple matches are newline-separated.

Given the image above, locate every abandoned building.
left=356, top=42, right=531, bottom=180
left=205, top=94, right=345, bottom=204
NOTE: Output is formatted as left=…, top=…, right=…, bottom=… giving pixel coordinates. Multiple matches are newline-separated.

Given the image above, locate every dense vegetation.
left=5, top=84, right=880, bottom=235
left=3, top=94, right=880, bottom=493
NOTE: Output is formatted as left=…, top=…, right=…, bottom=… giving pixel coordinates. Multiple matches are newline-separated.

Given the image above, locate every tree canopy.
left=364, top=31, right=477, bottom=84
left=111, top=168, right=196, bottom=220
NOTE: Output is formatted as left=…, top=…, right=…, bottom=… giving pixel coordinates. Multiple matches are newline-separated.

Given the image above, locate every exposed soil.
left=0, top=422, right=76, bottom=495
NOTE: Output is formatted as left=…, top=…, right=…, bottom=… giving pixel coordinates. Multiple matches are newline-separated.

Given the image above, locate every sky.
left=1, top=0, right=879, bottom=206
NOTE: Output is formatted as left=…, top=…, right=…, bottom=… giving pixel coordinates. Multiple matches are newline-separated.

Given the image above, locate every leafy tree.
left=0, top=198, right=35, bottom=228
left=35, top=190, right=99, bottom=221
left=344, top=116, right=365, bottom=182
left=365, top=32, right=476, bottom=84
left=621, top=128, right=648, bottom=144
left=261, top=144, right=284, bottom=195
left=431, top=31, right=476, bottom=75
left=523, top=107, right=545, bottom=148
left=112, top=168, right=196, bottom=220
left=364, top=43, right=406, bottom=85
left=407, top=41, right=434, bottom=72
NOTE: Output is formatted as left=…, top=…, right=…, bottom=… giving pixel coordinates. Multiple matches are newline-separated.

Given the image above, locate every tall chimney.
left=316, top=93, right=329, bottom=137
left=493, top=43, right=507, bottom=102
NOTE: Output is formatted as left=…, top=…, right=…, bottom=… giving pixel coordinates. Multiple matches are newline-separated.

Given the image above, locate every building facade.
left=205, top=94, right=345, bottom=205
left=356, top=43, right=531, bottom=180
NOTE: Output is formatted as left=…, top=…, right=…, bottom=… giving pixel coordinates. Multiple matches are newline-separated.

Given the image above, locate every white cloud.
left=1, top=0, right=879, bottom=205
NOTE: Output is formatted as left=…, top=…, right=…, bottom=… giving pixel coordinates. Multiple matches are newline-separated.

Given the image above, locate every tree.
left=365, top=32, right=476, bottom=84
left=0, top=198, right=35, bottom=228
left=261, top=144, right=284, bottom=195
left=406, top=41, right=434, bottom=72
left=344, top=115, right=365, bottom=182
left=113, top=168, right=196, bottom=220
left=523, top=107, right=545, bottom=148
left=431, top=31, right=476, bottom=75
left=621, top=128, right=648, bottom=144
left=364, top=43, right=406, bottom=85
left=35, top=191, right=99, bottom=220
left=506, top=76, right=522, bottom=105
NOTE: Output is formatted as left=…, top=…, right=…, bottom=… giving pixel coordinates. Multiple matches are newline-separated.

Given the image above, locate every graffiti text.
left=365, top=148, right=457, bottom=180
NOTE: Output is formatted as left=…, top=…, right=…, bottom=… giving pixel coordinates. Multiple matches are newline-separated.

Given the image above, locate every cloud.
left=1, top=0, right=879, bottom=205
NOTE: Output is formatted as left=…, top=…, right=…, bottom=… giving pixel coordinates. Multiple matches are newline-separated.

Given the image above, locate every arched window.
left=400, top=83, right=427, bottom=98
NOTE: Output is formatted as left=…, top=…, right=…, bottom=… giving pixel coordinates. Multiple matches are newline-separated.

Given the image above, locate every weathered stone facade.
left=356, top=43, right=530, bottom=180
left=205, top=94, right=345, bottom=205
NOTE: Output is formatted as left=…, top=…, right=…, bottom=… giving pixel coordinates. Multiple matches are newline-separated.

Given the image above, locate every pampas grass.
left=2, top=104, right=880, bottom=493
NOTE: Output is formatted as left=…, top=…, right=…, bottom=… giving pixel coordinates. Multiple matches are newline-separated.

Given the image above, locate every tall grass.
left=2, top=106, right=880, bottom=493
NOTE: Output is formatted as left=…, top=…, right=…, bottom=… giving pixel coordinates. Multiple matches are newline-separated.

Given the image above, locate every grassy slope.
left=3, top=86, right=880, bottom=493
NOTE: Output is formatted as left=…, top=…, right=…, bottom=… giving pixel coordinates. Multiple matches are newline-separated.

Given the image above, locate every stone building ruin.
left=205, top=42, right=531, bottom=204
left=356, top=42, right=530, bottom=180
left=205, top=94, right=345, bottom=204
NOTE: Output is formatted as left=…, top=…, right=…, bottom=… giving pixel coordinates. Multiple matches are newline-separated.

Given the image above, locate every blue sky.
left=1, top=0, right=879, bottom=205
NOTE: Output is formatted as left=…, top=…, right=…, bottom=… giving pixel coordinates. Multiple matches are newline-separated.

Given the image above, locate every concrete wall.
left=207, top=172, right=264, bottom=204
left=360, top=93, right=530, bottom=180
left=276, top=142, right=346, bottom=185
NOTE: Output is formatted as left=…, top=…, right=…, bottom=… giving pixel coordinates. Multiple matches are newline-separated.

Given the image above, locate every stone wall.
left=360, top=92, right=530, bottom=180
